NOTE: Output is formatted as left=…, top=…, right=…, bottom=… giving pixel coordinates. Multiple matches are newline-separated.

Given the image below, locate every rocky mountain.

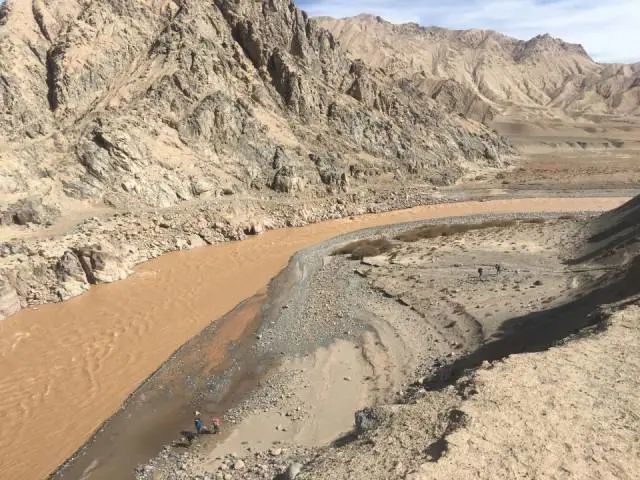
left=0, top=0, right=506, bottom=211
left=317, top=14, right=640, bottom=122
left=0, top=0, right=509, bottom=319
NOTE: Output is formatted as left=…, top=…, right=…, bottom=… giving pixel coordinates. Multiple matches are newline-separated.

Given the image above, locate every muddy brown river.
left=0, top=197, right=628, bottom=479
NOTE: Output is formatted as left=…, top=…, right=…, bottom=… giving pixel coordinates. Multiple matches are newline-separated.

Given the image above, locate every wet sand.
left=0, top=197, right=628, bottom=480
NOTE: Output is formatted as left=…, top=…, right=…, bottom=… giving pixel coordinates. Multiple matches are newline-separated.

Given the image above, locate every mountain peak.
left=520, top=33, right=591, bottom=61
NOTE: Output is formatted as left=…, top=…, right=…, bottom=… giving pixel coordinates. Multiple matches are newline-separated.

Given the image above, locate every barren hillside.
left=0, top=0, right=506, bottom=212
left=0, top=0, right=511, bottom=319
left=317, top=14, right=640, bottom=122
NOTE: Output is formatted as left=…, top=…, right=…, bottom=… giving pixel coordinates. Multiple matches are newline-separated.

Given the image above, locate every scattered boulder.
left=355, top=407, right=382, bottom=434
left=190, top=178, right=215, bottom=196
left=1, top=198, right=59, bottom=226
left=187, top=234, right=208, bottom=249
left=72, top=245, right=130, bottom=285
left=360, top=255, right=389, bottom=267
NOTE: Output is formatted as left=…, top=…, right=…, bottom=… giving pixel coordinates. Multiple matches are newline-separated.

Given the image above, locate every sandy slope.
left=417, top=306, right=639, bottom=480
left=293, top=196, right=640, bottom=479
left=297, top=305, right=640, bottom=480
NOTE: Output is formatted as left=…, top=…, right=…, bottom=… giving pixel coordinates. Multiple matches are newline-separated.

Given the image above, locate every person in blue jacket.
left=194, top=411, right=204, bottom=434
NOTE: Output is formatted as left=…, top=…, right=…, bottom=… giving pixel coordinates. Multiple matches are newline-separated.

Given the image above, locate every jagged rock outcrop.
left=317, top=14, right=640, bottom=121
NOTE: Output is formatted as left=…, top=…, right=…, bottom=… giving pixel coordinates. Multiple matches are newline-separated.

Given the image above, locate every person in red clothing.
left=212, top=417, right=221, bottom=434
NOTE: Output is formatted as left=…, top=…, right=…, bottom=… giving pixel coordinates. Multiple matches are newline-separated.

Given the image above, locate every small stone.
left=286, top=462, right=303, bottom=479
left=269, top=448, right=283, bottom=456
left=233, top=459, right=245, bottom=470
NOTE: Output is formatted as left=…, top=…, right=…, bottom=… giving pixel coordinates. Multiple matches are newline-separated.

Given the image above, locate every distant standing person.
left=194, top=411, right=204, bottom=434
left=495, top=264, right=502, bottom=275
left=478, top=267, right=484, bottom=280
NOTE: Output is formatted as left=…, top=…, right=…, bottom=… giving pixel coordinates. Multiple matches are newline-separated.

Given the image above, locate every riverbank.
left=135, top=197, right=640, bottom=480
left=0, top=197, right=628, bottom=479
left=132, top=210, right=611, bottom=479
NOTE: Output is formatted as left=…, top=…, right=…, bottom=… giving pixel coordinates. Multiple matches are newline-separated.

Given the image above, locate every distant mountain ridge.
left=316, top=14, right=640, bottom=121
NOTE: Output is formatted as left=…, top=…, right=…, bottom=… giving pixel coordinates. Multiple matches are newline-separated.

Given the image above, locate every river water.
left=0, top=197, right=628, bottom=479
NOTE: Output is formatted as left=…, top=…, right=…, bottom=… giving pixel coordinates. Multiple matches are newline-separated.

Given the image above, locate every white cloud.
left=299, top=0, right=640, bottom=63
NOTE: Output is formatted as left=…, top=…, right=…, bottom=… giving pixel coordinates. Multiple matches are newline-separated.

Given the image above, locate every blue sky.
left=0, top=0, right=636, bottom=62
left=299, top=0, right=640, bottom=63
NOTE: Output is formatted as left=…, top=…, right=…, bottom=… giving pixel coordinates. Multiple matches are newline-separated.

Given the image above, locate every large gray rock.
left=0, top=276, right=21, bottom=320
left=73, top=246, right=130, bottom=285
left=1, top=198, right=59, bottom=226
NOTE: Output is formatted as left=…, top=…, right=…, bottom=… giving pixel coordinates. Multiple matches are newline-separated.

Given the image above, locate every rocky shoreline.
left=120, top=209, right=617, bottom=480
left=132, top=195, right=640, bottom=480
